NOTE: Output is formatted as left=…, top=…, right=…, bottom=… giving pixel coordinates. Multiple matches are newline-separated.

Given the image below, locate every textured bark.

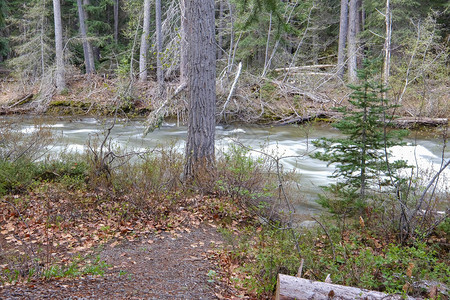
left=77, top=0, right=95, bottom=74
left=179, top=0, right=187, bottom=83
left=53, top=0, right=65, bottom=92
left=184, top=0, right=216, bottom=182
left=139, top=0, right=151, bottom=82
left=337, top=0, right=348, bottom=79
left=155, top=0, right=164, bottom=95
left=217, top=0, right=224, bottom=59
left=347, top=0, right=358, bottom=82
left=383, top=0, right=391, bottom=99
left=83, top=0, right=96, bottom=72
left=113, top=0, right=119, bottom=43
left=276, top=274, right=415, bottom=300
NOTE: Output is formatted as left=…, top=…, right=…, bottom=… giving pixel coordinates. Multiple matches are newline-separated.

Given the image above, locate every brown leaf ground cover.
left=0, top=185, right=248, bottom=299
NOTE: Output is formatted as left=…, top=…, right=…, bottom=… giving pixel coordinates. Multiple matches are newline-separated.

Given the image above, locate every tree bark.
left=347, top=0, right=358, bottom=82
left=83, top=0, right=96, bottom=72
left=139, top=0, right=151, bottom=82
left=76, top=0, right=95, bottom=74
left=113, top=0, right=119, bottom=43
left=217, top=0, right=224, bottom=59
left=382, top=0, right=391, bottom=99
left=179, top=0, right=188, bottom=83
left=52, top=0, right=65, bottom=92
left=276, top=274, right=415, bottom=300
left=184, top=0, right=216, bottom=182
left=155, top=0, right=164, bottom=95
left=337, top=0, right=348, bottom=79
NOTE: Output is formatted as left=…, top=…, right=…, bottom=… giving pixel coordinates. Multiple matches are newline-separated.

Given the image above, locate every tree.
left=155, top=0, right=164, bottom=95
left=312, top=60, right=408, bottom=216
left=53, top=0, right=66, bottom=92
left=0, top=0, right=8, bottom=62
left=183, top=0, right=216, bottom=182
left=139, top=0, right=151, bottom=82
left=347, top=0, right=359, bottom=82
left=76, top=0, right=95, bottom=74
left=337, top=0, right=348, bottom=79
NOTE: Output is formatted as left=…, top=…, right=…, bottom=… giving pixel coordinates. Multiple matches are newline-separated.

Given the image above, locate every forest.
left=0, top=0, right=449, bottom=299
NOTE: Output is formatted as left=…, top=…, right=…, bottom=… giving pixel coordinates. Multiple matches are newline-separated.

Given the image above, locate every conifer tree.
left=312, top=60, right=408, bottom=216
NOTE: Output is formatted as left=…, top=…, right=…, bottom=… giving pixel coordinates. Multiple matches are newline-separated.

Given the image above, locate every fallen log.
left=394, top=117, right=448, bottom=128
left=276, top=274, right=416, bottom=300
left=276, top=111, right=448, bottom=128
left=6, top=93, right=34, bottom=108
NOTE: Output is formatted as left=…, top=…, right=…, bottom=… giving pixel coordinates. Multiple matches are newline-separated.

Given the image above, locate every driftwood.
left=394, top=117, right=448, bottom=128
left=276, top=111, right=448, bottom=128
left=274, top=64, right=335, bottom=72
left=276, top=274, right=416, bottom=300
left=6, top=93, right=34, bottom=108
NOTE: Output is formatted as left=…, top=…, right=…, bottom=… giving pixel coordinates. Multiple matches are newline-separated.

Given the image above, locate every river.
left=7, top=116, right=450, bottom=215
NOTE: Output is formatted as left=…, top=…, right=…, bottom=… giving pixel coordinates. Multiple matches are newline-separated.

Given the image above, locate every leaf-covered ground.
left=0, top=185, right=249, bottom=299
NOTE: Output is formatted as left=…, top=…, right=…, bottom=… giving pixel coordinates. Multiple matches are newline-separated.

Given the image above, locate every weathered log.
left=7, top=94, right=34, bottom=108
left=274, top=64, right=336, bottom=72
left=393, top=117, right=448, bottom=128
left=276, top=274, right=416, bottom=300
left=276, top=111, right=448, bottom=128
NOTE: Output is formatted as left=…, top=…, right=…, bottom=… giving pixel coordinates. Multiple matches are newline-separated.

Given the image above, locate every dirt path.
left=0, top=225, right=235, bottom=299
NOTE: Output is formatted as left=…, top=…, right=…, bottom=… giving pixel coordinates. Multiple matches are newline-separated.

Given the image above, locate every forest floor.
left=0, top=186, right=247, bottom=299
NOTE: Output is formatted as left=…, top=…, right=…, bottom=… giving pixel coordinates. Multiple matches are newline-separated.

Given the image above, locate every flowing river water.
left=8, top=116, right=450, bottom=216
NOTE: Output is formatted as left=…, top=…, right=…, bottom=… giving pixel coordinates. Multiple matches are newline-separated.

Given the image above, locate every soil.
left=0, top=225, right=239, bottom=299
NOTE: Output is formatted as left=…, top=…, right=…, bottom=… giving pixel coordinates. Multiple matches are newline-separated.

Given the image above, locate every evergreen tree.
left=0, top=0, right=8, bottom=61
left=312, top=60, right=409, bottom=216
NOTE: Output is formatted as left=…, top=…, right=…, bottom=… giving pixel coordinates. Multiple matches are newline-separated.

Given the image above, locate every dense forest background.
left=0, top=0, right=449, bottom=120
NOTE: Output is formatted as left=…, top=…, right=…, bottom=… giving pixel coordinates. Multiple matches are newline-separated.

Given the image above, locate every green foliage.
left=312, top=60, right=409, bottom=216
left=43, top=255, right=110, bottom=279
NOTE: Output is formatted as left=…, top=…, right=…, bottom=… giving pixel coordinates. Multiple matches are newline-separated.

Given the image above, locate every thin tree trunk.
left=77, top=0, right=95, bottom=74
left=179, top=0, right=188, bottom=83
left=184, top=0, right=216, bottom=182
left=347, top=0, right=358, bottom=82
left=139, top=0, right=151, bottom=82
left=217, top=0, right=224, bottom=59
left=113, top=0, right=119, bottom=43
left=337, top=0, right=348, bottom=79
left=383, top=0, right=391, bottom=99
left=155, top=0, right=164, bottom=95
left=53, top=0, right=65, bottom=92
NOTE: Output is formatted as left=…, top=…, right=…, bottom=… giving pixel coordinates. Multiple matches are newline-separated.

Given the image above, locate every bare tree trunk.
left=347, top=0, right=358, bottom=82
left=179, top=0, right=187, bottom=83
left=184, top=0, right=216, bottom=182
left=76, top=0, right=95, bottom=74
left=139, top=0, right=151, bottom=82
left=53, top=0, right=65, bottom=92
left=113, top=0, right=119, bottom=43
left=217, top=0, right=224, bottom=59
left=83, top=0, right=96, bottom=72
left=337, top=0, right=348, bottom=79
left=383, top=0, right=391, bottom=99
left=155, top=0, right=164, bottom=95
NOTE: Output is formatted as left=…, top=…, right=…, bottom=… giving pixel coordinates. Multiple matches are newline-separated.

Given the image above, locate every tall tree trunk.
left=383, top=0, right=391, bottom=99
left=76, top=0, right=95, bottom=74
left=179, top=0, right=187, bottom=84
left=53, top=0, right=65, bottom=92
left=83, top=0, right=96, bottom=73
left=139, top=0, right=151, bottom=82
left=347, top=0, right=358, bottom=82
left=155, top=0, right=164, bottom=95
left=113, top=0, right=119, bottom=43
left=217, top=0, right=224, bottom=59
left=184, top=0, right=216, bottom=182
left=337, top=0, right=348, bottom=79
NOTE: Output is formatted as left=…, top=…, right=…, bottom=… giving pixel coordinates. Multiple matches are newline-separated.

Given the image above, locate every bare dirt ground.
left=0, top=225, right=235, bottom=299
